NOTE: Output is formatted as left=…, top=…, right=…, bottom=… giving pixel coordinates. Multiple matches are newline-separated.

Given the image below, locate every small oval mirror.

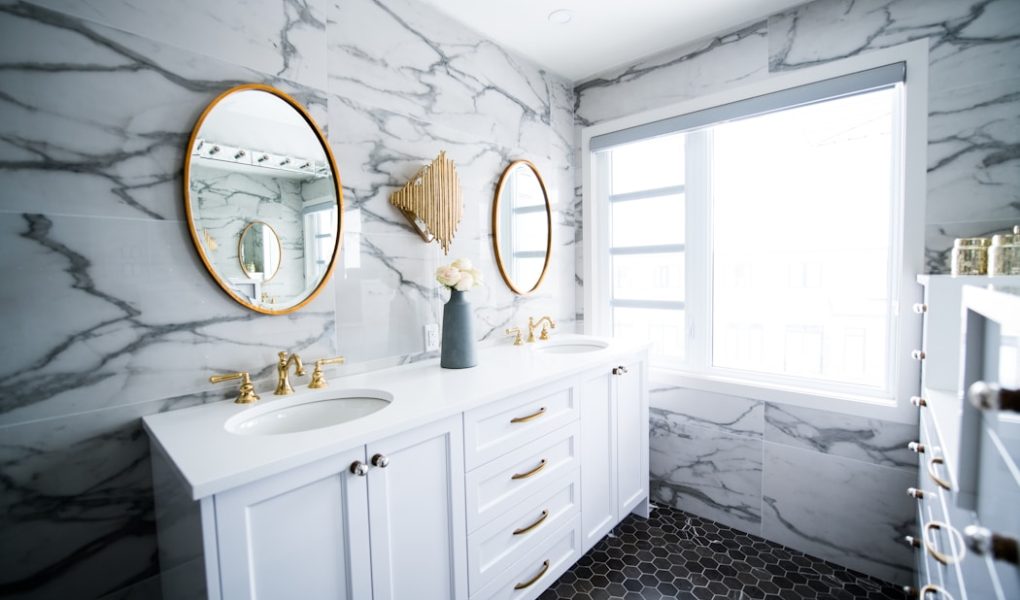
left=184, top=84, right=342, bottom=314
left=492, top=160, right=552, bottom=295
left=238, top=221, right=282, bottom=281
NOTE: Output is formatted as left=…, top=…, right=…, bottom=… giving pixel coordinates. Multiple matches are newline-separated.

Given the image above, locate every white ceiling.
left=416, top=0, right=808, bottom=82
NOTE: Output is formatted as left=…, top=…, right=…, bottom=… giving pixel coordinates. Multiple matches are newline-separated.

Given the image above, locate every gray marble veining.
left=650, top=385, right=764, bottom=438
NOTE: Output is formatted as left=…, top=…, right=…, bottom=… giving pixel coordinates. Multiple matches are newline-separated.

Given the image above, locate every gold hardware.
left=613, top=365, right=630, bottom=376
left=918, top=584, right=955, bottom=600
left=911, top=349, right=926, bottom=360
left=510, top=406, right=546, bottom=424
left=908, top=441, right=925, bottom=454
left=927, top=457, right=952, bottom=490
left=238, top=221, right=283, bottom=282
left=511, top=459, right=547, bottom=480
left=924, top=520, right=966, bottom=565
left=493, top=160, right=553, bottom=295
left=964, top=525, right=1020, bottom=565
left=308, top=356, right=346, bottom=389
left=389, top=151, right=462, bottom=254
left=912, top=303, right=928, bottom=314
left=209, top=371, right=260, bottom=404
left=513, top=559, right=550, bottom=590
left=512, top=510, right=549, bottom=536
left=527, top=316, right=556, bottom=343
left=969, top=381, right=1020, bottom=413
left=907, top=487, right=924, bottom=500
left=371, top=453, right=390, bottom=468
left=505, top=327, right=524, bottom=346
left=275, top=351, right=306, bottom=395
left=911, top=396, right=927, bottom=408
left=183, top=83, right=344, bottom=316
left=905, top=535, right=920, bottom=548
left=350, top=461, right=368, bottom=476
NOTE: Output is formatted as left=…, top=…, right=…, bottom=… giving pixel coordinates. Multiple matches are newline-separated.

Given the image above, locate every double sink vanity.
left=143, top=335, right=650, bottom=600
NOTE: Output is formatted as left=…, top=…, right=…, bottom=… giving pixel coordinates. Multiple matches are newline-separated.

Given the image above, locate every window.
left=586, top=59, right=921, bottom=405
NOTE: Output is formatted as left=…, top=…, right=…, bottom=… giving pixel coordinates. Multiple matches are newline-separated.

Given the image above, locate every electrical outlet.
left=424, top=323, right=440, bottom=352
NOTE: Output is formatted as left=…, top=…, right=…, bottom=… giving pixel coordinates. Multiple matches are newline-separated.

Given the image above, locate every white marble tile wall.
left=649, top=385, right=918, bottom=585
left=0, top=0, right=575, bottom=597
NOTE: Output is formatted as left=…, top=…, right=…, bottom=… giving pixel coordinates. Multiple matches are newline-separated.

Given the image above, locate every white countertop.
left=143, top=335, right=649, bottom=499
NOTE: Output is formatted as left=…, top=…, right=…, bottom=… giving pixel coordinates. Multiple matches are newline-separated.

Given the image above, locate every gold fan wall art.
left=389, top=151, right=462, bottom=255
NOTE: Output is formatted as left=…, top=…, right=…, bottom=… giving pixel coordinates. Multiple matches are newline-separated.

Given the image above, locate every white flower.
left=451, top=258, right=473, bottom=271
left=454, top=272, right=475, bottom=291
left=469, top=267, right=483, bottom=283
left=436, top=265, right=461, bottom=287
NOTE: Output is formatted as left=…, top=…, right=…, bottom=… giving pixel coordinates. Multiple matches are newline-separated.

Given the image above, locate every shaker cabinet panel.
left=215, top=448, right=371, bottom=600
left=616, top=360, right=648, bottom=515
left=579, top=370, right=617, bottom=552
left=367, top=415, right=468, bottom=600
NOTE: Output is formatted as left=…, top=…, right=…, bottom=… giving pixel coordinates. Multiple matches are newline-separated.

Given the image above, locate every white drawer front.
left=464, top=385, right=577, bottom=471
left=468, top=470, right=579, bottom=595
left=472, top=516, right=581, bottom=600
left=466, top=422, right=579, bottom=532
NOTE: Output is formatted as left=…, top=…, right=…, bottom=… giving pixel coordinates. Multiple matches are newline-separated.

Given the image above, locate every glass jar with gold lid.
left=951, top=237, right=991, bottom=275
left=989, top=225, right=1020, bottom=276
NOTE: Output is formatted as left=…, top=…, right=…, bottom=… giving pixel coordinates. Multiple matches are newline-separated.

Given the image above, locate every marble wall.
left=574, top=0, right=1019, bottom=586
left=0, top=0, right=574, bottom=597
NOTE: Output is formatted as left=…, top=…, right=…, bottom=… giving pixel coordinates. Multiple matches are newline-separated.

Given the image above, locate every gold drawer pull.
left=511, top=459, right=547, bottom=480
left=513, top=559, right=550, bottom=590
left=924, top=520, right=966, bottom=565
left=919, top=583, right=956, bottom=599
left=927, top=457, right=952, bottom=490
left=512, top=510, right=549, bottom=536
left=510, top=406, right=546, bottom=424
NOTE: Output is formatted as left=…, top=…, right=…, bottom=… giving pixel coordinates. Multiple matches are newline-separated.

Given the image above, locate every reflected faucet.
left=275, top=351, right=306, bottom=395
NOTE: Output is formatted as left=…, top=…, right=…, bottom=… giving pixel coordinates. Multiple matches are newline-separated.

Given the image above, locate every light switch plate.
left=424, top=323, right=440, bottom=352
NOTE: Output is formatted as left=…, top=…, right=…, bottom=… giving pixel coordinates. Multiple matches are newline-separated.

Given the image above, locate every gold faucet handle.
left=309, top=356, right=346, bottom=389
left=505, top=327, right=524, bottom=346
left=209, top=371, right=260, bottom=404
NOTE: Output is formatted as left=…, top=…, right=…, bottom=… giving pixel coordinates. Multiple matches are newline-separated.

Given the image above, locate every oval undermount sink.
left=226, top=390, right=391, bottom=436
left=534, top=338, right=609, bottom=354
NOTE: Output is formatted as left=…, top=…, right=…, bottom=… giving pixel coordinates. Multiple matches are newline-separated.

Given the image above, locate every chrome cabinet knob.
left=911, top=350, right=926, bottom=361
left=908, top=441, right=925, bottom=454
left=350, top=460, right=369, bottom=476
left=907, top=487, right=924, bottom=499
left=905, top=535, right=921, bottom=548
left=964, top=525, right=1019, bottom=566
left=911, top=396, right=927, bottom=408
left=612, top=366, right=629, bottom=375
left=968, top=381, right=1020, bottom=413
left=371, top=453, right=390, bottom=468
left=912, top=303, right=928, bottom=314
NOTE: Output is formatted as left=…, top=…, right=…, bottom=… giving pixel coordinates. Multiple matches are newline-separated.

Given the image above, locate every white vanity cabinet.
left=146, top=339, right=649, bottom=600
left=578, top=360, right=649, bottom=551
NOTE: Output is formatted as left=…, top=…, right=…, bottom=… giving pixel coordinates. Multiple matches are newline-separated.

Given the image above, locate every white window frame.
left=581, top=40, right=928, bottom=423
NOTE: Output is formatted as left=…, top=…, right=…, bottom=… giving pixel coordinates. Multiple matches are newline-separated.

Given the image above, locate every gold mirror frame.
left=492, top=159, right=553, bottom=295
left=238, top=220, right=283, bottom=282
left=183, top=83, right=344, bottom=315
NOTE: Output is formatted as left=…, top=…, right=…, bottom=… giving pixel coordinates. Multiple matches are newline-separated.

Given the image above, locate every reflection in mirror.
left=492, top=160, right=552, bottom=295
left=185, top=84, right=342, bottom=314
left=238, top=221, right=282, bottom=281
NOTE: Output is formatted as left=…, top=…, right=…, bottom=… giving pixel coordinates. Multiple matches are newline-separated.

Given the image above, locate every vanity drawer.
left=468, top=470, right=579, bottom=595
left=464, top=384, right=578, bottom=471
left=472, top=515, right=582, bottom=600
left=466, top=422, right=579, bottom=532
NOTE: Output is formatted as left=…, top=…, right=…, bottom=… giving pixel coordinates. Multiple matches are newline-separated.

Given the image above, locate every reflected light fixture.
left=548, top=9, right=572, bottom=24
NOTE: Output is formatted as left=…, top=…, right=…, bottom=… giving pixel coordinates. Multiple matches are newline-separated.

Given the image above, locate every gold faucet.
left=209, top=371, right=260, bottom=404
left=308, top=356, right=346, bottom=389
left=275, top=351, right=306, bottom=395
left=527, top=316, right=557, bottom=343
left=505, top=327, right=524, bottom=346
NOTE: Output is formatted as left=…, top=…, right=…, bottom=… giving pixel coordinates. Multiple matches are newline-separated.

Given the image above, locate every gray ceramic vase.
left=440, top=289, right=477, bottom=369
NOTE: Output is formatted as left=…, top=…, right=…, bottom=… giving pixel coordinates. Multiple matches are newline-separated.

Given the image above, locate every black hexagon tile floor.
left=539, top=506, right=905, bottom=600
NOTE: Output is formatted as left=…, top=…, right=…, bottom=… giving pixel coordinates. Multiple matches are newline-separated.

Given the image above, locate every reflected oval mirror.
left=492, top=160, right=552, bottom=295
left=184, top=84, right=342, bottom=314
left=238, top=221, right=282, bottom=281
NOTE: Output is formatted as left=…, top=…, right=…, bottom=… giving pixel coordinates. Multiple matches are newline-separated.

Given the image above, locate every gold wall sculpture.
left=389, top=151, right=462, bottom=254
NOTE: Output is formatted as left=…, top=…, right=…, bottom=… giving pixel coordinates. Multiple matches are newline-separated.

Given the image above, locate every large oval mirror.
left=184, top=84, right=342, bottom=314
left=492, top=160, right=552, bottom=295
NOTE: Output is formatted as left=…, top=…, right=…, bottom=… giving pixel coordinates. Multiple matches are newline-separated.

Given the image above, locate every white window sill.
left=650, top=367, right=917, bottom=424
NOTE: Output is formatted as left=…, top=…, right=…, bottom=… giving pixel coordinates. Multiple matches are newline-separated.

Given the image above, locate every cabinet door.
left=615, top=360, right=648, bottom=515
left=215, top=448, right=371, bottom=600
left=366, top=415, right=468, bottom=600
left=579, top=370, right=617, bottom=552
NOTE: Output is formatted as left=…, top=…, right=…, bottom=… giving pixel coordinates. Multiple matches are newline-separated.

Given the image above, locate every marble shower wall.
left=649, top=386, right=918, bottom=585
left=0, top=0, right=574, bottom=598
